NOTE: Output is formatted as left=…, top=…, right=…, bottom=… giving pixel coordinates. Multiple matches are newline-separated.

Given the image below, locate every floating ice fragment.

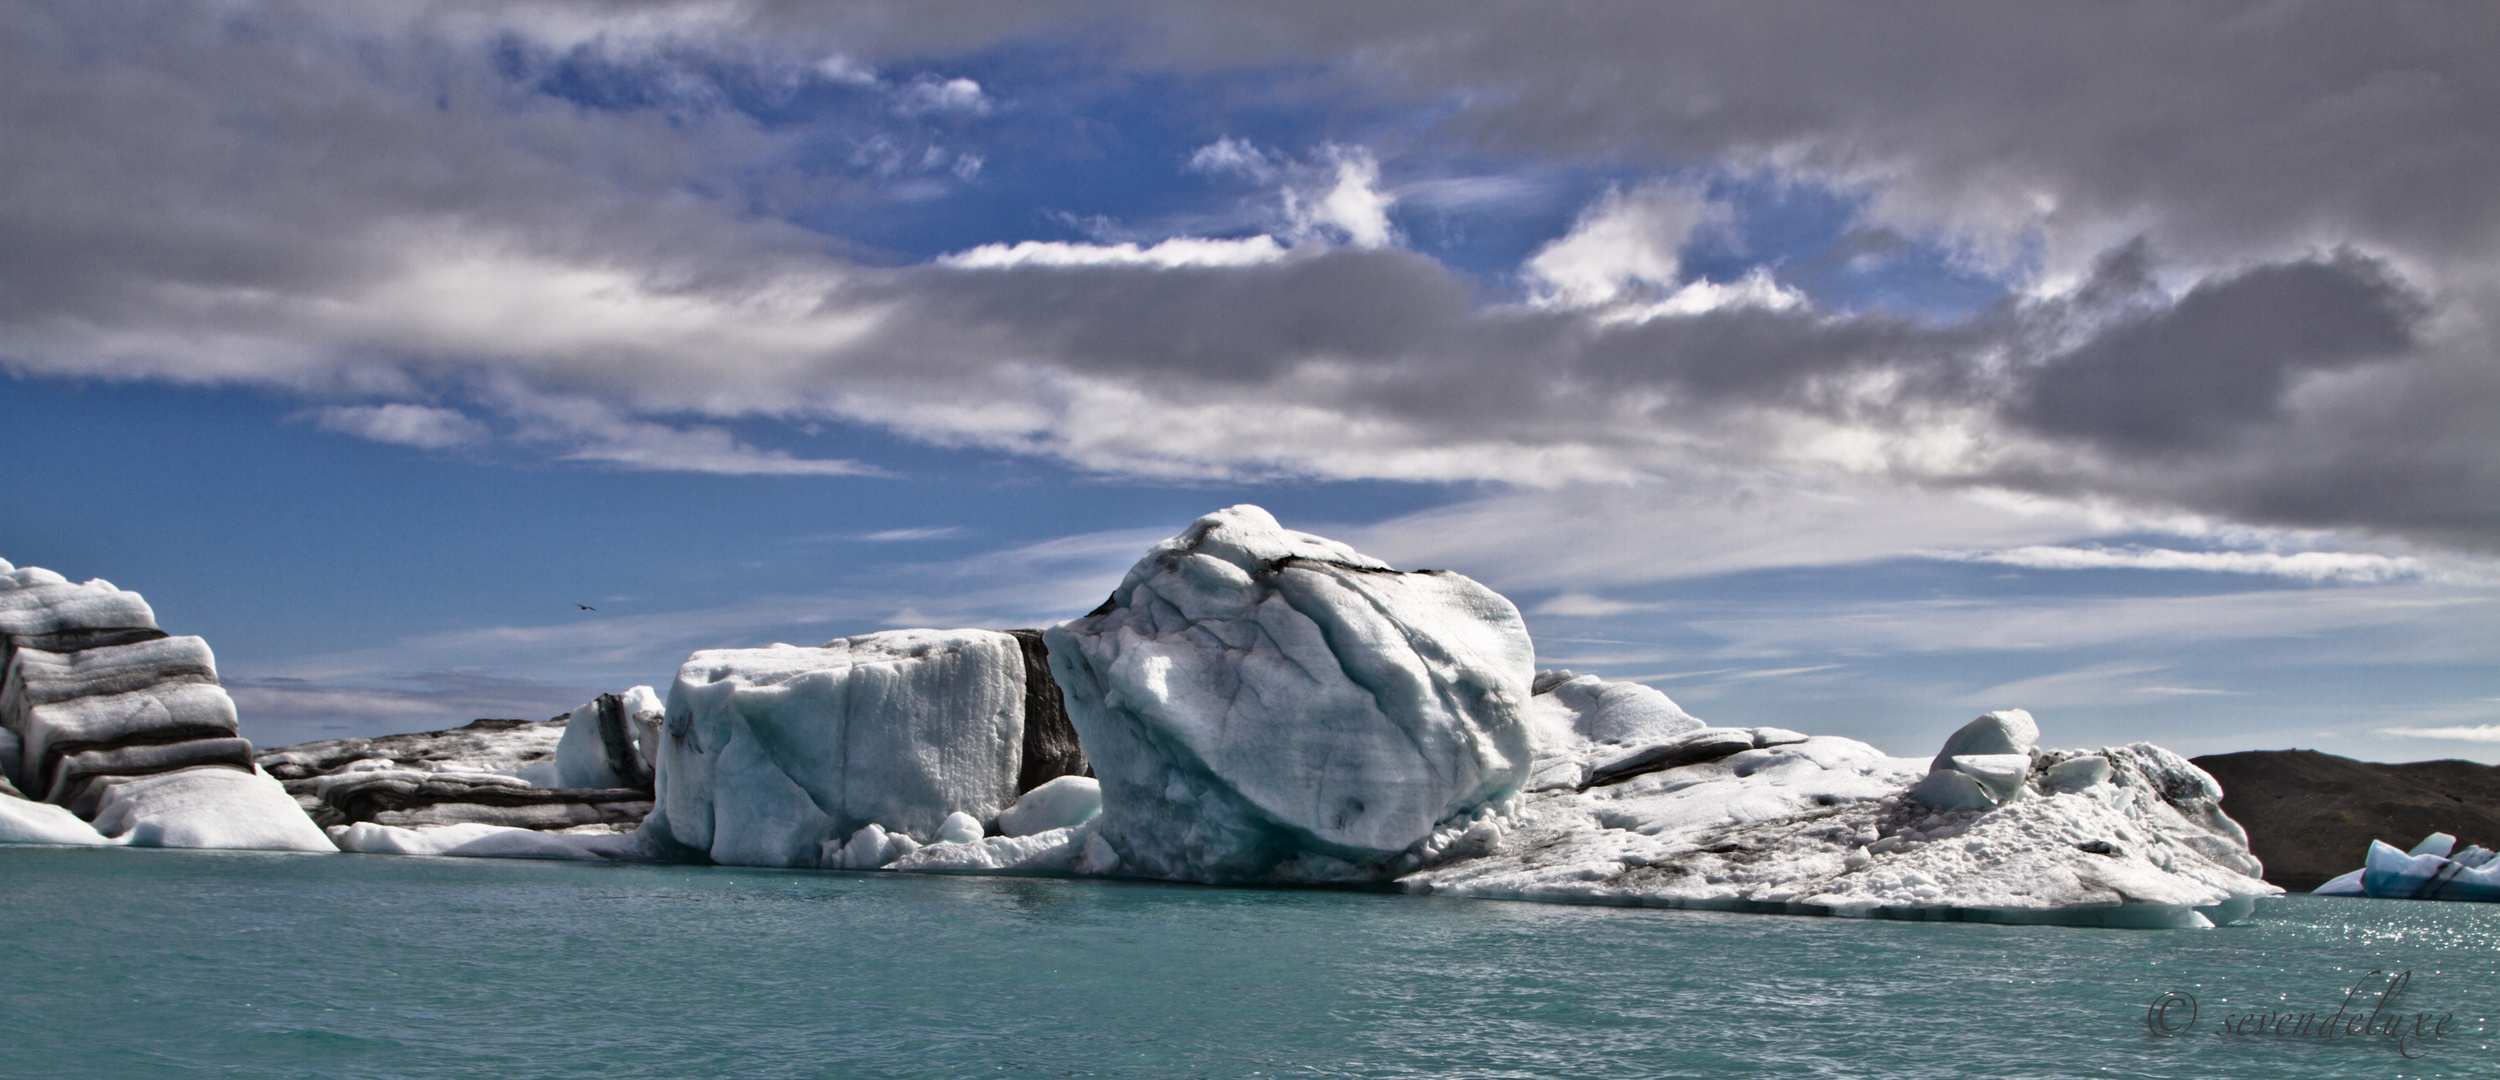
left=938, top=811, right=984, bottom=844
left=998, top=775, right=1101, bottom=837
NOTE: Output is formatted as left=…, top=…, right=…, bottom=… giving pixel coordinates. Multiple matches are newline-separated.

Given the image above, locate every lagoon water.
left=1, top=847, right=2491, bottom=1079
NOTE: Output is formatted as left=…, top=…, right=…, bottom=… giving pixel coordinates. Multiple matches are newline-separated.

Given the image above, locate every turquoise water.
left=1, top=847, right=2492, bottom=1079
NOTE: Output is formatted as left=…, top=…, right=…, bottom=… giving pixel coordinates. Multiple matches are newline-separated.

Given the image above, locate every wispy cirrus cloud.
left=2378, top=724, right=2500, bottom=744
left=309, top=403, right=489, bottom=450
left=1923, top=544, right=2444, bottom=584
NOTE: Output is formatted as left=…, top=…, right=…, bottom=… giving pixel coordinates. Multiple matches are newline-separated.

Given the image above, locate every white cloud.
left=1525, top=184, right=1730, bottom=308
left=861, top=526, right=965, bottom=541
left=1186, top=136, right=1278, bottom=181
left=814, top=54, right=877, bottom=86
left=1926, top=544, right=2442, bottom=584
left=1529, top=592, right=1658, bottom=617
left=505, top=397, right=883, bottom=477
left=1601, top=267, right=1808, bottom=323
left=237, top=523, right=1173, bottom=725
left=311, top=403, right=488, bottom=449
left=1284, top=147, right=1397, bottom=247
left=938, top=235, right=1289, bottom=269
left=1396, top=174, right=1548, bottom=210
left=2378, top=724, right=2500, bottom=744
left=897, top=76, right=989, bottom=115
left=557, top=424, right=881, bottom=476
left=1695, top=585, right=2497, bottom=661
left=1355, top=478, right=2132, bottom=590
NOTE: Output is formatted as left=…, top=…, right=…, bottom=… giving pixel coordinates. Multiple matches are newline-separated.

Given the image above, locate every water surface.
left=1, top=846, right=2491, bottom=1078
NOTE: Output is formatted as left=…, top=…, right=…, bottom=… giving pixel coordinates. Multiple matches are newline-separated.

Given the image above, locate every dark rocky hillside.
left=2191, top=750, right=2500, bottom=891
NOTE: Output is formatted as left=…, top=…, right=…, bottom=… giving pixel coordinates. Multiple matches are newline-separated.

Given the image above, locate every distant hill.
left=2191, top=750, right=2500, bottom=892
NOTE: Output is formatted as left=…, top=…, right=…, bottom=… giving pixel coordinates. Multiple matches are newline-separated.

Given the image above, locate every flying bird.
left=575, top=603, right=596, bottom=611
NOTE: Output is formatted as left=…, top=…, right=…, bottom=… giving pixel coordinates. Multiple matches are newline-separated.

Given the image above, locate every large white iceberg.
left=650, top=629, right=1044, bottom=867
left=1044, top=505, right=1537, bottom=884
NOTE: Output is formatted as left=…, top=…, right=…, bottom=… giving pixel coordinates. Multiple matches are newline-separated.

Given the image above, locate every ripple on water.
left=1, top=847, right=2493, bottom=1079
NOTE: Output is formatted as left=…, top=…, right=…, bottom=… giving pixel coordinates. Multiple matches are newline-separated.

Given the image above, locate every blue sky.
left=2, top=2, right=2494, bottom=761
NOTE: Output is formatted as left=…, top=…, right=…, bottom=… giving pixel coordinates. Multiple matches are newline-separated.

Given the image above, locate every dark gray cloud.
left=2015, top=252, right=2424, bottom=451
left=1111, top=1, right=2500, bottom=272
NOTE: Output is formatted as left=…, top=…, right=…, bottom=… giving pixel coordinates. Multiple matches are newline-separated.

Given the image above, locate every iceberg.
left=1400, top=699, right=2279, bottom=926
left=0, top=560, right=331, bottom=852
left=329, top=820, right=656, bottom=861
left=5, top=536, right=2289, bottom=927
left=257, top=717, right=651, bottom=831
left=554, top=686, right=664, bottom=789
left=888, top=821, right=1098, bottom=875
left=997, top=775, right=1101, bottom=837
left=2309, top=832, right=2500, bottom=902
left=87, top=765, right=337, bottom=852
left=13, top=677, right=239, bottom=796
left=650, top=628, right=1079, bottom=868
left=258, top=717, right=568, bottom=784
left=1044, top=505, right=1537, bottom=884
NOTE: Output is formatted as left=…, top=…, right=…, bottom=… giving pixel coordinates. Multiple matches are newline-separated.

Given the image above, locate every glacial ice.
left=1398, top=700, right=2278, bottom=926
left=1, top=561, right=330, bottom=853
left=1043, top=505, right=1537, bottom=884
left=328, top=821, right=655, bottom=861
left=5, top=530, right=2291, bottom=927
left=1521, top=672, right=1708, bottom=791
left=889, top=821, right=1098, bottom=875
left=2308, top=832, right=2500, bottom=902
left=650, top=629, right=1033, bottom=867
left=825, top=823, right=922, bottom=870
left=88, top=765, right=338, bottom=851
left=554, top=686, right=664, bottom=789
left=258, top=718, right=570, bottom=783
left=1909, top=710, right=2038, bottom=811
left=0, top=791, right=116, bottom=845
left=997, top=775, right=1101, bottom=837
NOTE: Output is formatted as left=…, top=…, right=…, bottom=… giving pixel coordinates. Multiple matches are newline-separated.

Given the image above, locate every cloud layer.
left=2, top=1, right=2493, bottom=553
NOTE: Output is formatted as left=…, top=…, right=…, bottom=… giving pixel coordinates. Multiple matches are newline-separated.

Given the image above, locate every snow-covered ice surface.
left=651, top=629, right=1031, bottom=868
left=86, top=765, right=337, bottom=851
left=1045, top=505, right=1536, bottom=884
left=0, top=791, right=117, bottom=845
left=1402, top=703, right=2279, bottom=927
